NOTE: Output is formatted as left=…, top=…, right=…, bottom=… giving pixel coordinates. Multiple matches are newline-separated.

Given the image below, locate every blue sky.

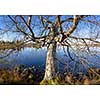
left=0, top=32, right=23, bottom=41
left=0, top=15, right=100, bottom=41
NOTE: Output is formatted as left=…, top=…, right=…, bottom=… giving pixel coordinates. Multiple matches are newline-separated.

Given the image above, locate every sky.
left=0, top=32, right=23, bottom=41
left=0, top=15, right=100, bottom=42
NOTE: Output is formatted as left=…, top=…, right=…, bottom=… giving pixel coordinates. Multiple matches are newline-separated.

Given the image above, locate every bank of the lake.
left=0, top=65, right=100, bottom=85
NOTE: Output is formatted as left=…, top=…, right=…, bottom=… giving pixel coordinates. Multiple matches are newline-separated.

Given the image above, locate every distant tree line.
left=0, top=40, right=23, bottom=45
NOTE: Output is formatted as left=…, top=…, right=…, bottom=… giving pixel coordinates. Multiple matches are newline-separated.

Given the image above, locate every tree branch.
left=39, top=16, right=53, bottom=25
left=56, top=15, right=63, bottom=34
left=8, top=16, right=29, bottom=36
left=64, top=15, right=79, bottom=36
left=19, top=15, right=35, bottom=38
left=69, top=36, right=100, bottom=43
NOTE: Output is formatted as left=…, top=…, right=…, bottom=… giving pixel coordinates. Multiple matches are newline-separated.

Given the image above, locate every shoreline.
left=0, top=65, right=99, bottom=85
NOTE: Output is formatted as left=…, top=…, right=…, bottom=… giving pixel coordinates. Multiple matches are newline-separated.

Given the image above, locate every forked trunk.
left=44, top=42, right=57, bottom=80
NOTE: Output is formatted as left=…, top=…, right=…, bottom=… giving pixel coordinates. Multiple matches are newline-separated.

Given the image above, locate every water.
left=0, top=46, right=100, bottom=73
left=0, top=47, right=46, bottom=68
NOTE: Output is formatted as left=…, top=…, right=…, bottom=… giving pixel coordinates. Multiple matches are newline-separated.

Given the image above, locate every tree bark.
left=44, top=41, right=57, bottom=80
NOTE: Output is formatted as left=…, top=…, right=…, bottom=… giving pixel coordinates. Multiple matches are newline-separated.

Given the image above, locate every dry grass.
left=0, top=66, right=100, bottom=85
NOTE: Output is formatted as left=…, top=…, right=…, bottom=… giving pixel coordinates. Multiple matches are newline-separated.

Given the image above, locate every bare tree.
left=1, top=15, right=100, bottom=82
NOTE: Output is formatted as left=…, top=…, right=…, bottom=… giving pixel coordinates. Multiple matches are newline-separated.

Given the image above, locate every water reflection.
left=0, top=47, right=47, bottom=68
left=0, top=47, right=100, bottom=73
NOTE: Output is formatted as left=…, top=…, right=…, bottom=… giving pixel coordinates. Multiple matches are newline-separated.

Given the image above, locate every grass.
left=0, top=65, right=100, bottom=85
left=0, top=65, right=44, bottom=84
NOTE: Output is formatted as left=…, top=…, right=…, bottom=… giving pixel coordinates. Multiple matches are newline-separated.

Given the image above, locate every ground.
left=0, top=65, right=100, bottom=85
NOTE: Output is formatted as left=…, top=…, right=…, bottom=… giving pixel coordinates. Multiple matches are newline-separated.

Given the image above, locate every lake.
left=0, top=46, right=100, bottom=73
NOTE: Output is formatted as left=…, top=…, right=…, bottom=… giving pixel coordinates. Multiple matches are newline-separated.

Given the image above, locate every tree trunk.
left=43, top=41, right=57, bottom=80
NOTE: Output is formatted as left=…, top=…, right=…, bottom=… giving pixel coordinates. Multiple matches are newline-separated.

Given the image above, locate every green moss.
left=40, top=77, right=62, bottom=85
